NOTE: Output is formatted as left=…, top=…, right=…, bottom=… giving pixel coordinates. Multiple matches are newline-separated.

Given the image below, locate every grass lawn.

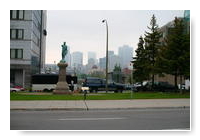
left=10, top=91, right=190, bottom=100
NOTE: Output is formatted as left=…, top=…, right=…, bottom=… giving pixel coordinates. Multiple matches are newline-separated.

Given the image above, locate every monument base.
left=53, top=82, right=71, bottom=94
left=53, top=62, right=71, bottom=95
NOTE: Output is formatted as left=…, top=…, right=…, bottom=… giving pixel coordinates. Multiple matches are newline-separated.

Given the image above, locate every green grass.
left=10, top=92, right=190, bottom=100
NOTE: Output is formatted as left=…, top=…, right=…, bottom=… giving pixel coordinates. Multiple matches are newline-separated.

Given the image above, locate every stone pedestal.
left=53, top=63, right=71, bottom=94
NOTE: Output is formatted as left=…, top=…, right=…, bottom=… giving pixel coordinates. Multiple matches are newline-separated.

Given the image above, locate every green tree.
left=113, top=64, right=122, bottom=83
left=156, top=17, right=190, bottom=92
left=144, top=14, right=162, bottom=89
left=132, top=36, right=149, bottom=85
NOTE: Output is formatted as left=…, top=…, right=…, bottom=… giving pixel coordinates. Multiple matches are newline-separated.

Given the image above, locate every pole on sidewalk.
left=84, top=90, right=87, bottom=100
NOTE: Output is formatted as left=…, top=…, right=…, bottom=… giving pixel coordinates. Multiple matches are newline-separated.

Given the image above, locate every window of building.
left=10, top=29, right=24, bottom=39
left=18, top=10, right=24, bottom=19
left=10, top=49, right=23, bottom=59
left=11, top=10, right=17, bottom=19
left=10, top=29, right=17, bottom=39
left=17, top=49, right=23, bottom=58
left=10, top=49, right=16, bottom=58
left=10, top=10, right=24, bottom=20
left=17, top=29, right=23, bottom=39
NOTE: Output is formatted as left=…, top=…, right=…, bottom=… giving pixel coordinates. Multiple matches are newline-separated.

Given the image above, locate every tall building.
left=71, top=51, right=83, bottom=68
left=107, top=51, right=120, bottom=72
left=88, top=51, right=97, bottom=65
left=99, top=57, right=106, bottom=70
left=108, top=50, right=114, bottom=56
left=109, top=54, right=120, bottom=72
left=118, top=45, right=133, bottom=68
left=10, top=10, right=47, bottom=88
left=88, top=52, right=96, bottom=60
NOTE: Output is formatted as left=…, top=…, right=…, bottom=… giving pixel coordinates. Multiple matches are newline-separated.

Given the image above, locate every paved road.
left=10, top=108, right=190, bottom=130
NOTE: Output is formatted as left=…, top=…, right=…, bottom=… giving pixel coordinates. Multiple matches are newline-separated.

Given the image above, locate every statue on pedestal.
left=60, top=42, right=68, bottom=63
left=53, top=42, right=70, bottom=94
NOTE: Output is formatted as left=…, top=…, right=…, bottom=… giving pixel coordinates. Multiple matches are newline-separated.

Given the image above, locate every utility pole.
left=102, top=19, right=109, bottom=93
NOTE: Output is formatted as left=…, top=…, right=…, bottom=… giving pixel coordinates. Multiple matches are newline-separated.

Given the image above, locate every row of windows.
left=10, top=28, right=41, bottom=47
left=10, top=49, right=23, bottom=59
left=10, top=29, right=24, bottom=39
left=10, top=10, right=24, bottom=20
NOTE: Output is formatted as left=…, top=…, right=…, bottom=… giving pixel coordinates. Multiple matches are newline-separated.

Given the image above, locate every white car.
left=10, top=87, right=21, bottom=92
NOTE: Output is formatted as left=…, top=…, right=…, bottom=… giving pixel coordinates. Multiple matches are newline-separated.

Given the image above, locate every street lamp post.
left=102, top=19, right=108, bottom=93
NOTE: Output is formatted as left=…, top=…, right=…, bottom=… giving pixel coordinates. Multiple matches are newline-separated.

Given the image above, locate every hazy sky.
left=46, top=10, right=184, bottom=64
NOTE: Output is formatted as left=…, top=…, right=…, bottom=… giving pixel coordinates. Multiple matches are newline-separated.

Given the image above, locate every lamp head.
left=102, top=19, right=106, bottom=23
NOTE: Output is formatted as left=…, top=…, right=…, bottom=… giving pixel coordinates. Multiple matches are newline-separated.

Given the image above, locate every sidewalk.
left=10, top=99, right=190, bottom=111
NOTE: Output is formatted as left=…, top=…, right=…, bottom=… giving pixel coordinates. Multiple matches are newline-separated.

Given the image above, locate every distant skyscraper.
left=71, top=51, right=83, bottom=68
left=109, top=54, right=120, bottom=72
left=10, top=10, right=47, bottom=88
left=88, top=52, right=96, bottom=60
left=99, top=57, right=106, bottom=70
left=118, top=45, right=133, bottom=68
left=88, top=51, right=97, bottom=65
left=100, top=50, right=121, bottom=72
left=108, top=51, right=114, bottom=56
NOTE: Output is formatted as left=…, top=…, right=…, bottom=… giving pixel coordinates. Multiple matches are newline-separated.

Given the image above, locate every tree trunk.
left=180, top=75, right=183, bottom=94
left=152, top=74, right=154, bottom=90
left=174, top=73, right=178, bottom=91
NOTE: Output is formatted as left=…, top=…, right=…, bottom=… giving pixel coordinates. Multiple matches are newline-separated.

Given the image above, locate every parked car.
left=10, top=85, right=21, bottom=92
left=132, top=81, right=148, bottom=92
left=82, top=77, right=125, bottom=93
left=152, top=82, right=176, bottom=92
left=124, top=84, right=133, bottom=90
left=178, top=84, right=186, bottom=90
left=133, top=81, right=176, bottom=92
left=10, top=83, right=25, bottom=91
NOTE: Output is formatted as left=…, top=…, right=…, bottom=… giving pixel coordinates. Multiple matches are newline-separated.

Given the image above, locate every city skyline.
left=46, top=10, right=184, bottom=65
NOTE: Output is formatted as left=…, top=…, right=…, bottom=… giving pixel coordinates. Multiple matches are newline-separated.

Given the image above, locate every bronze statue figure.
left=60, top=42, right=68, bottom=63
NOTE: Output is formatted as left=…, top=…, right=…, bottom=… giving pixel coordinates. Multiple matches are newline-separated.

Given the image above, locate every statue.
left=60, top=42, right=68, bottom=63
left=53, top=41, right=70, bottom=94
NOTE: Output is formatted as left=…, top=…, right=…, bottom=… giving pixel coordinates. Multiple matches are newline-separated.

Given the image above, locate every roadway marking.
left=57, top=117, right=126, bottom=121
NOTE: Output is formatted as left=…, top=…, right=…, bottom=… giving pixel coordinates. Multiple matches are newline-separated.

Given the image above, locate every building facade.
left=99, top=57, right=106, bottom=70
left=71, top=51, right=83, bottom=69
left=108, top=51, right=120, bottom=72
left=118, top=45, right=133, bottom=68
left=10, top=10, right=47, bottom=88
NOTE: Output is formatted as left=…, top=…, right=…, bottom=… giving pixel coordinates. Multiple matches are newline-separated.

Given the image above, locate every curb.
left=10, top=106, right=190, bottom=111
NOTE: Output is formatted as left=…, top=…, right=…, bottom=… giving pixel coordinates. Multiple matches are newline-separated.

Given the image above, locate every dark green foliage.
left=113, top=64, right=123, bottom=83
left=132, top=36, right=149, bottom=84
left=143, top=15, right=162, bottom=88
left=113, top=64, right=121, bottom=72
left=156, top=17, right=190, bottom=88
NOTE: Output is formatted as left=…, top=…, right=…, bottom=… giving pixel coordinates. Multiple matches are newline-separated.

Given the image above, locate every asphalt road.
left=10, top=108, right=190, bottom=130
